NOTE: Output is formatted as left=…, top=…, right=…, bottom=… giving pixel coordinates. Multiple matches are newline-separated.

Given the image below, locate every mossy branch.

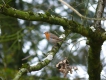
left=13, top=43, right=61, bottom=80
left=13, top=31, right=70, bottom=80
left=0, top=4, right=106, bottom=41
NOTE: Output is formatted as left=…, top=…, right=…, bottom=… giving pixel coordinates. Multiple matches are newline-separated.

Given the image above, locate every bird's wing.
left=50, top=33, right=60, bottom=40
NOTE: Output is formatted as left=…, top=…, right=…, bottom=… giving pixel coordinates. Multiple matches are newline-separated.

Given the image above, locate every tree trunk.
left=88, top=39, right=103, bottom=80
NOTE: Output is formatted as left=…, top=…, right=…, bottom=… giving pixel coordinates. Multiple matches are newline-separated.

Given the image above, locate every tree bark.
left=88, top=0, right=105, bottom=80
left=88, top=38, right=103, bottom=80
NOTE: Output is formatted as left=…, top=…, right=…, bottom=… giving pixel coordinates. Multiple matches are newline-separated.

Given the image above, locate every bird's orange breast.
left=45, top=33, right=50, bottom=40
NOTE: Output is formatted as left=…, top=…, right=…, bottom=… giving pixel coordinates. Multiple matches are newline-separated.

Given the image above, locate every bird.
left=44, top=32, right=62, bottom=44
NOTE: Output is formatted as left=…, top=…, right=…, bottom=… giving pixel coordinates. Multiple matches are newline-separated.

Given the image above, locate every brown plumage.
left=44, top=32, right=62, bottom=44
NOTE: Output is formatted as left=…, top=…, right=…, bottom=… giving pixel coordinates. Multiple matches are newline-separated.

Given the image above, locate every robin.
left=44, top=32, right=63, bottom=44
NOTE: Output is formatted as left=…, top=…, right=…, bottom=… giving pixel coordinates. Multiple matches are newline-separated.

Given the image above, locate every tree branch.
left=13, top=33, right=69, bottom=80
left=0, top=4, right=106, bottom=41
left=59, top=0, right=106, bottom=20
left=94, top=0, right=105, bottom=29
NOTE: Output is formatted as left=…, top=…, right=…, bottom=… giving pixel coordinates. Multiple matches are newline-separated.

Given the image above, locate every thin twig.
left=59, top=0, right=106, bottom=20
left=70, top=39, right=87, bottom=53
